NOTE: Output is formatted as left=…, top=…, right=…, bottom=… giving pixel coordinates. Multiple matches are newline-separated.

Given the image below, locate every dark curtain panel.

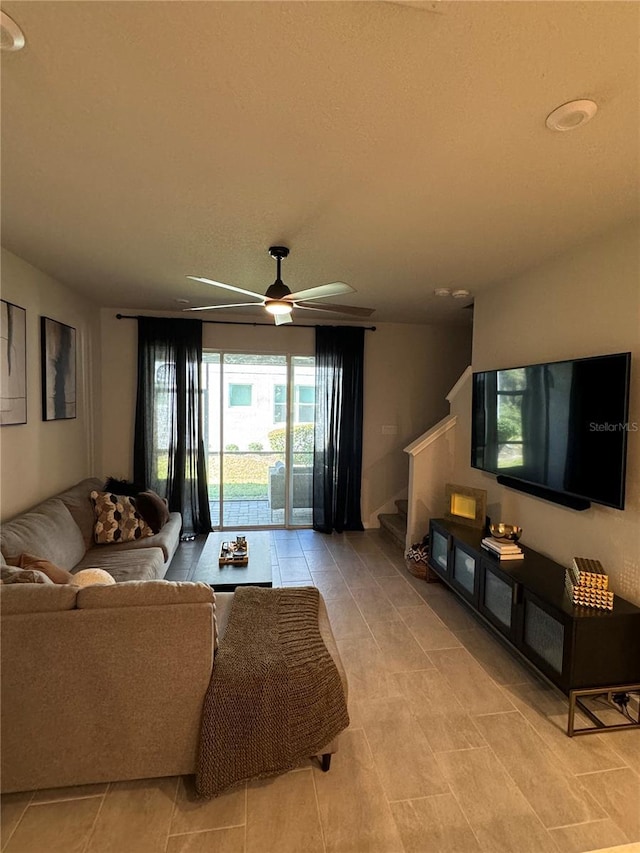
left=134, top=317, right=211, bottom=536
left=313, top=326, right=365, bottom=533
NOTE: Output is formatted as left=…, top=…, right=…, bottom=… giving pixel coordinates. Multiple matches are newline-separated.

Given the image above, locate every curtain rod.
left=115, top=313, right=376, bottom=331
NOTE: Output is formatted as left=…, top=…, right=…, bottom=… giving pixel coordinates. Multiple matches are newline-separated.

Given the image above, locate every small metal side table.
left=568, top=683, right=640, bottom=736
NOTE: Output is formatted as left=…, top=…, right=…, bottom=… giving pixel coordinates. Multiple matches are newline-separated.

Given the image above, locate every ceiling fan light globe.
left=265, top=300, right=293, bottom=316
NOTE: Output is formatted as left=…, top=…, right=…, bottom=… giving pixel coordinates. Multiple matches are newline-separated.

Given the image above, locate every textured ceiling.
left=1, top=1, right=638, bottom=325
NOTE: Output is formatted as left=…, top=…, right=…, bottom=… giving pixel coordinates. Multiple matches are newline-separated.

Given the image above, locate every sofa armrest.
left=1, top=599, right=214, bottom=792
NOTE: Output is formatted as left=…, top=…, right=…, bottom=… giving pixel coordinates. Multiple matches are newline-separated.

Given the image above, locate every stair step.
left=395, top=499, right=408, bottom=518
left=377, top=512, right=406, bottom=551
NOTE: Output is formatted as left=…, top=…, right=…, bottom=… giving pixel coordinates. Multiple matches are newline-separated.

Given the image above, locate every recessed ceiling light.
left=0, top=11, right=26, bottom=52
left=452, top=289, right=471, bottom=299
left=545, top=99, right=598, bottom=132
left=434, top=288, right=451, bottom=297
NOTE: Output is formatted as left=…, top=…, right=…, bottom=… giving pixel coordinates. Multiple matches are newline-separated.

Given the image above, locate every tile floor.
left=2, top=530, right=639, bottom=853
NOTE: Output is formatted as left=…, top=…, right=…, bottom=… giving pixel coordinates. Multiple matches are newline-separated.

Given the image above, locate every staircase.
left=378, top=499, right=408, bottom=552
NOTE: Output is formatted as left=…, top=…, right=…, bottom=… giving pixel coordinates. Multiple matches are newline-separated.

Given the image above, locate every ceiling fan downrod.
left=266, top=246, right=291, bottom=300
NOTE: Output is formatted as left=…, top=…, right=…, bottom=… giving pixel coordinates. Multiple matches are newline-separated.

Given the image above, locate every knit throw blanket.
left=196, top=586, right=350, bottom=799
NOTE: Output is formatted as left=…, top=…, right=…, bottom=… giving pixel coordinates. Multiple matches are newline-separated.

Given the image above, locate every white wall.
left=450, top=220, right=640, bottom=605
left=100, top=310, right=472, bottom=527
left=0, top=249, right=102, bottom=519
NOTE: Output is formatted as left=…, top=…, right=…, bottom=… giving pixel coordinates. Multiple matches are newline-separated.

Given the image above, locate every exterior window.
left=274, top=384, right=286, bottom=423
left=273, top=384, right=315, bottom=423
left=296, top=385, right=315, bottom=422
left=228, top=384, right=252, bottom=407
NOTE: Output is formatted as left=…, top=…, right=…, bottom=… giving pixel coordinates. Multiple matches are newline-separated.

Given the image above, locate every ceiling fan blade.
left=274, top=312, right=293, bottom=326
left=286, top=281, right=354, bottom=302
left=186, top=276, right=264, bottom=301
left=295, top=301, right=375, bottom=317
left=182, top=302, right=262, bottom=312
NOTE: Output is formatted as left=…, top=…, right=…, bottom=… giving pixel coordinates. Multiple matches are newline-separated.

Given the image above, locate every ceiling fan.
left=184, top=246, right=375, bottom=326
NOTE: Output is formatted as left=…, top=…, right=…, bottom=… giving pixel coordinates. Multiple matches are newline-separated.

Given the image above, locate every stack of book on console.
left=565, top=557, right=614, bottom=610
left=481, top=537, right=524, bottom=560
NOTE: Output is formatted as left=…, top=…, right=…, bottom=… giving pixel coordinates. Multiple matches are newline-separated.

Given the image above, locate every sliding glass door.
left=202, top=352, right=315, bottom=529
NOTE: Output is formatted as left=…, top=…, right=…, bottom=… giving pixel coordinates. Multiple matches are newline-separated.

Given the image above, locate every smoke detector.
left=1, top=11, right=25, bottom=51
left=546, top=99, right=598, bottom=132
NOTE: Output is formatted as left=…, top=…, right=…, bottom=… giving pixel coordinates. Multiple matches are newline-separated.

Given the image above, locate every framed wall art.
left=41, top=316, right=76, bottom=421
left=1, top=299, right=27, bottom=426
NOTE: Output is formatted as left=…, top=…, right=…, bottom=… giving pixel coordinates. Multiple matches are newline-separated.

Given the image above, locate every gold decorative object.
left=570, top=557, right=609, bottom=589
left=489, top=523, right=523, bottom=542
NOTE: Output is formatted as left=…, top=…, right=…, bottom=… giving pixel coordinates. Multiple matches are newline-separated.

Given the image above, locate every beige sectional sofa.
left=0, top=477, right=182, bottom=582
left=0, top=479, right=346, bottom=794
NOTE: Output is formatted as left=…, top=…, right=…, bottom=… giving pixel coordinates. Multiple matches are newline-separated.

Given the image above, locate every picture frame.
left=41, top=316, right=76, bottom=421
left=444, top=483, right=487, bottom=529
left=0, top=299, right=27, bottom=426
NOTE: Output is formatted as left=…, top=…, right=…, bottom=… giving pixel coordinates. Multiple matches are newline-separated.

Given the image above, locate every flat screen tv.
left=471, top=352, right=632, bottom=510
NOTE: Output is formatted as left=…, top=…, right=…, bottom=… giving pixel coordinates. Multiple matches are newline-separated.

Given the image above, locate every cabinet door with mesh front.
left=519, top=591, right=569, bottom=689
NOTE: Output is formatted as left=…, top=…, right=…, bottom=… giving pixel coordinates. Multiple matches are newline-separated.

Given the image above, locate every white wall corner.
left=445, top=365, right=472, bottom=404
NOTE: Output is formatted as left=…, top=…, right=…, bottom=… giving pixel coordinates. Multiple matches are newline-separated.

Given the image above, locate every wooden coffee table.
left=192, top=531, right=272, bottom=591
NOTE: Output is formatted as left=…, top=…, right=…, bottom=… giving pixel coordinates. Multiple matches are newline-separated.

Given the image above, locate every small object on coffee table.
left=219, top=540, right=249, bottom=566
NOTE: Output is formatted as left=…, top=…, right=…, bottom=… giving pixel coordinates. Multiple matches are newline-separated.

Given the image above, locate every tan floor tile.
left=578, top=767, right=640, bottom=841
left=170, top=776, right=246, bottom=836
left=336, top=637, right=403, bottom=703
left=359, top=696, right=449, bottom=799
left=458, top=626, right=537, bottom=685
left=296, top=533, right=331, bottom=553
left=391, top=794, right=482, bottom=853
left=429, top=647, right=515, bottom=715
left=436, top=747, right=556, bottom=853
left=426, top=591, right=480, bottom=633
left=360, top=554, right=400, bottom=577
left=309, top=571, right=353, bottom=600
left=305, top=558, right=341, bottom=575
left=369, top=620, right=435, bottom=672
left=350, top=584, right=401, bottom=623
left=0, top=793, right=33, bottom=851
left=502, top=682, right=629, bottom=775
left=398, top=605, right=462, bottom=651
left=474, top=711, right=605, bottom=828
left=336, top=562, right=379, bottom=589
left=274, top=541, right=304, bottom=559
left=549, top=819, right=629, bottom=853
left=5, top=798, right=101, bottom=853
left=313, top=728, right=405, bottom=853
left=30, top=782, right=108, bottom=804
left=246, top=769, right=323, bottom=853
left=607, top=726, right=640, bottom=771
left=324, top=597, right=371, bottom=640
left=278, top=558, right=312, bottom=582
left=166, top=826, right=245, bottom=853
left=86, top=776, right=178, bottom=853
left=375, top=576, right=424, bottom=608
left=393, top=669, right=486, bottom=753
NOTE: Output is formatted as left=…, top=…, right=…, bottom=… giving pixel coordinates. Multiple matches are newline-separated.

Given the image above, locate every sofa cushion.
left=74, top=547, right=166, bottom=582
left=134, top=491, right=170, bottom=533
left=92, top=513, right=182, bottom=564
left=77, top=580, right=215, bottom=609
left=90, top=491, right=153, bottom=544
left=0, top=583, right=78, bottom=615
left=58, top=477, right=105, bottom=550
left=0, top=499, right=86, bottom=571
left=5, top=553, right=75, bottom=584
left=1, top=565, right=53, bottom=585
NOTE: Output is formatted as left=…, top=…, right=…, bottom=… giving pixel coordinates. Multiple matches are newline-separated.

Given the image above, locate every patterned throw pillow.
left=90, top=491, right=154, bottom=544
